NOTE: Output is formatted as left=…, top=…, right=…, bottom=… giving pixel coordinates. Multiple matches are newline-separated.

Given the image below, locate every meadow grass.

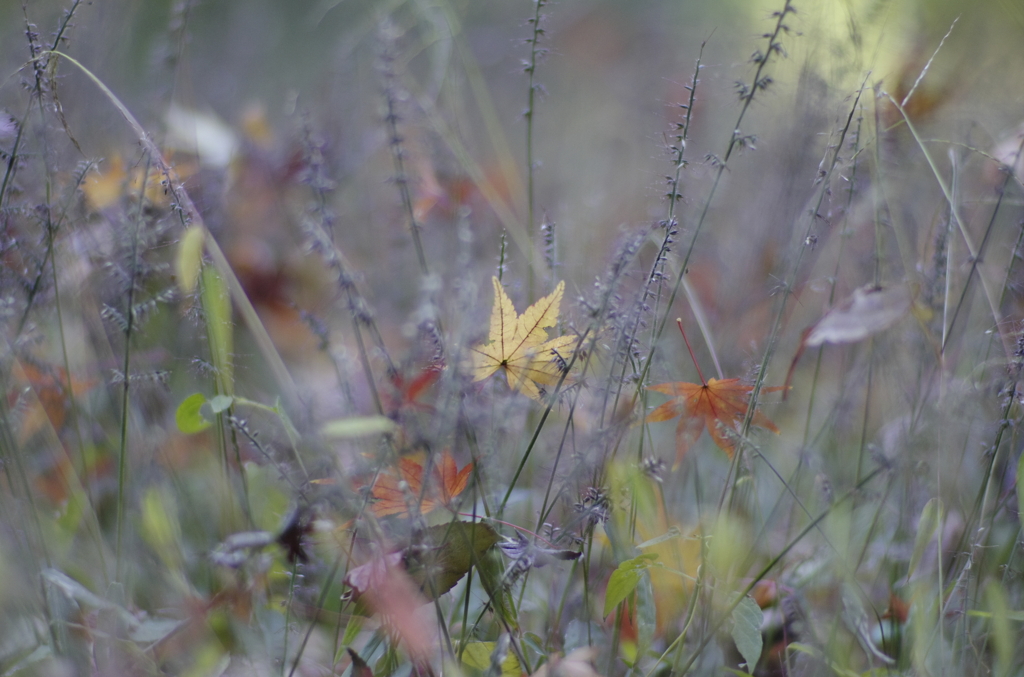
left=1, top=1, right=1023, bottom=675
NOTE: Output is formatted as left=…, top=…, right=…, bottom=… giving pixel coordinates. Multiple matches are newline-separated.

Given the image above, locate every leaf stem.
left=676, top=318, right=707, bottom=386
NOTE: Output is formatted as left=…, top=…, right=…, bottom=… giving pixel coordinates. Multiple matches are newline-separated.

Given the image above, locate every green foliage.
left=176, top=392, right=212, bottom=433
left=460, top=641, right=521, bottom=677
left=201, top=266, right=234, bottom=395
left=729, top=596, right=764, bottom=672
left=406, top=522, right=501, bottom=600
left=604, top=553, right=658, bottom=618
left=908, top=497, right=942, bottom=582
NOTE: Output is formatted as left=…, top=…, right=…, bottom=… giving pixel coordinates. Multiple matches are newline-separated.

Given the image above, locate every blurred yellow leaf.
left=82, top=156, right=126, bottom=210
left=82, top=154, right=179, bottom=211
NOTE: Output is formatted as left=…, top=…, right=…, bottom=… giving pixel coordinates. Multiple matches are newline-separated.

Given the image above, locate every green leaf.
left=477, top=544, right=519, bottom=632
left=140, top=486, right=183, bottom=571
left=175, top=224, right=205, bottom=294
left=405, top=522, right=500, bottom=600
left=985, top=582, right=1012, bottom=677
left=208, top=394, right=234, bottom=414
left=635, top=564, right=657, bottom=663
left=460, top=641, right=521, bottom=677
left=730, top=596, right=763, bottom=671
left=321, top=416, right=397, bottom=438
left=908, top=498, right=941, bottom=581
left=175, top=393, right=212, bottom=434
left=967, top=609, right=1024, bottom=622
left=129, top=618, right=185, bottom=645
left=201, top=266, right=233, bottom=395
left=604, top=554, right=658, bottom=617
left=341, top=616, right=365, bottom=650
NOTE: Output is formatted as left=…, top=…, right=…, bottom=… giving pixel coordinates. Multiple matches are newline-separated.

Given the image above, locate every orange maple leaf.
left=363, top=450, right=473, bottom=518
left=11, top=360, right=98, bottom=442
left=384, top=362, right=443, bottom=416
left=646, top=320, right=786, bottom=465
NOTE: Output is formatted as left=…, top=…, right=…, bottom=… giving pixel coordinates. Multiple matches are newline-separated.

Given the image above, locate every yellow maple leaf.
left=470, top=276, right=575, bottom=400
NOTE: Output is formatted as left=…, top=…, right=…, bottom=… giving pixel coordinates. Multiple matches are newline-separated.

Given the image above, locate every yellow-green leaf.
left=141, top=486, right=183, bottom=572
left=201, top=266, right=233, bottom=395
left=460, top=641, right=521, bottom=677
left=985, top=582, right=1012, bottom=677
left=405, top=522, right=501, bottom=600
left=176, top=225, right=206, bottom=294
left=175, top=392, right=211, bottom=434
left=321, top=416, right=397, bottom=439
left=908, top=498, right=941, bottom=582
left=604, top=553, right=658, bottom=617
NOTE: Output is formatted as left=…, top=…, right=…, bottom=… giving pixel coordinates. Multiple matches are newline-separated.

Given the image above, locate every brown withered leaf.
left=804, top=284, right=913, bottom=347
left=785, top=283, right=914, bottom=393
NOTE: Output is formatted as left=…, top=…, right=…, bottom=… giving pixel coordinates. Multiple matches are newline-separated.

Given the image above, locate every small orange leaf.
left=361, top=450, right=473, bottom=518
left=384, top=362, right=443, bottom=415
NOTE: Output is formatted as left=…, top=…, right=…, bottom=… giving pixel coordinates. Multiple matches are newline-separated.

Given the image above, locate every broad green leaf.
left=405, top=522, right=500, bottom=600
left=176, top=224, right=205, bottom=294
left=730, top=596, right=763, bottom=671
left=908, top=498, right=941, bottom=581
left=460, top=641, right=521, bottom=677
left=604, top=554, right=658, bottom=617
left=201, top=266, right=233, bottom=395
left=321, top=416, right=397, bottom=438
left=175, top=393, right=211, bottom=434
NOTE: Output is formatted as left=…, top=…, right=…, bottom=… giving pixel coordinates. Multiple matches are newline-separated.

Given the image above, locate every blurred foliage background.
left=3, top=0, right=1024, bottom=674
